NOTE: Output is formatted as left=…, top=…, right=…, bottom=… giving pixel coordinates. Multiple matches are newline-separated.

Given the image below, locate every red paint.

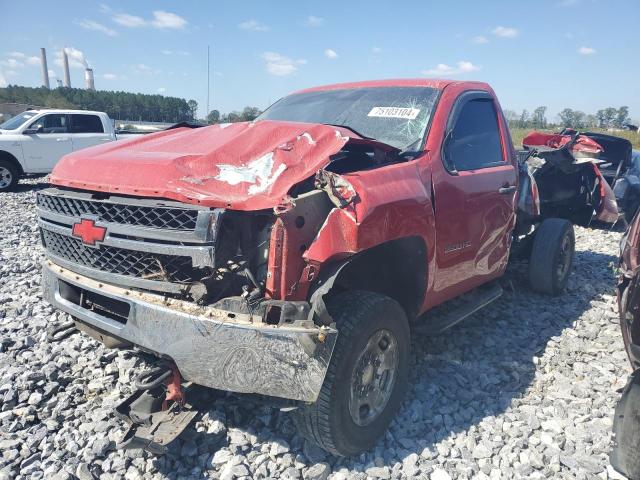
left=593, top=163, right=619, bottom=223
left=51, top=121, right=351, bottom=210
left=523, top=131, right=604, bottom=155
left=162, top=364, right=185, bottom=410
left=71, top=219, right=106, bottom=246
left=303, top=80, right=516, bottom=312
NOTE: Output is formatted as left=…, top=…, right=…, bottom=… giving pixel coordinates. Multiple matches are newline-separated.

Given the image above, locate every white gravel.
left=0, top=177, right=632, bottom=479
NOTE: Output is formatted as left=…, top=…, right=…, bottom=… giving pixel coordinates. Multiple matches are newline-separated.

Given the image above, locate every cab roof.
left=27, top=109, right=105, bottom=115
left=292, top=78, right=491, bottom=95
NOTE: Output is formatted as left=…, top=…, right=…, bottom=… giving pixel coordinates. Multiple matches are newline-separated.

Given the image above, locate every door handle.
left=100, top=138, right=112, bottom=142
left=56, top=138, right=69, bottom=142
left=498, top=185, right=516, bottom=194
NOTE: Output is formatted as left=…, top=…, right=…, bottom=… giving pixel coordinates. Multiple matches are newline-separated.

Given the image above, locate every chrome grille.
left=37, top=193, right=198, bottom=230
left=41, top=229, right=200, bottom=283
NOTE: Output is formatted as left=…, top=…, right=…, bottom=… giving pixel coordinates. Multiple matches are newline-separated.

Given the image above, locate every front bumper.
left=42, top=261, right=337, bottom=402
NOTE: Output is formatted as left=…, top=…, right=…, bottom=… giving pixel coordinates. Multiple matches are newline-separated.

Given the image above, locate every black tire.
left=610, top=370, right=640, bottom=480
left=292, top=290, right=410, bottom=457
left=528, top=218, right=575, bottom=295
left=0, top=160, right=19, bottom=192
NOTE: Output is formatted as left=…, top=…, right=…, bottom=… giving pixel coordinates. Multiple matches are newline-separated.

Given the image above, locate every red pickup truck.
left=38, top=79, right=592, bottom=456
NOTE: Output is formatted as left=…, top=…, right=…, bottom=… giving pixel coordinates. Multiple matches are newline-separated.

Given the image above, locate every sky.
left=1, top=0, right=638, bottom=121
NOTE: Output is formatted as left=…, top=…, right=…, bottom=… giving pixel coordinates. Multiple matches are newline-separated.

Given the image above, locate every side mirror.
left=23, top=125, right=43, bottom=135
left=442, top=130, right=458, bottom=174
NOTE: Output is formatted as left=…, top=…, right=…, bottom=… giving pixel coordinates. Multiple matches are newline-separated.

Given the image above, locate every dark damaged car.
left=613, top=212, right=640, bottom=480
left=38, top=79, right=581, bottom=456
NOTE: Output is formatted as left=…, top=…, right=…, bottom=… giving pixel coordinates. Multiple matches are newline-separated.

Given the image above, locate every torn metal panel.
left=50, top=120, right=351, bottom=211
left=315, top=170, right=358, bottom=210
left=593, top=163, right=619, bottom=223
left=305, top=162, right=436, bottom=284
left=523, top=131, right=604, bottom=159
left=265, top=190, right=333, bottom=300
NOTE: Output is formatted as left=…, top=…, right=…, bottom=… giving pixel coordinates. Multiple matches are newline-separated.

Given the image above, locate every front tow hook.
left=115, top=361, right=198, bottom=455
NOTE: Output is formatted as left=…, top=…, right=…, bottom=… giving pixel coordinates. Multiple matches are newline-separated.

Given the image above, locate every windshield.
left=0, top=111, right=39, bottom=130
left=257, top=86, right=439, bottom=150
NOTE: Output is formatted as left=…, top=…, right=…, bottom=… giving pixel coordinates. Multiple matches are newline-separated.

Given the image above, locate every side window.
left=446, top=98, right=503, bottom=171
left=70, top=114, right=104, bottom=133
left=29, top=114, right=68, bottom=134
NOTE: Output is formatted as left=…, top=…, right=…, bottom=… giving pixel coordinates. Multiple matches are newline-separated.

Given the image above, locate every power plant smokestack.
left=85, top=68, right=95, bottom=91
left=62, top=49, right=71, bottom=88
left=40, top=48, right=50, bottom=89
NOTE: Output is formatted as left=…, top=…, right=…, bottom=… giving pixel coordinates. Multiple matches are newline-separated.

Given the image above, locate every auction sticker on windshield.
left=368, top=107, right=420, bottom=120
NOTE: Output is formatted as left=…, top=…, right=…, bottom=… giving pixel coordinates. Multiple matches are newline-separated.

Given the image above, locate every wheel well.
left=330, top=236, right=428, bottom=317
left=0, top=150, right=24, bottom=175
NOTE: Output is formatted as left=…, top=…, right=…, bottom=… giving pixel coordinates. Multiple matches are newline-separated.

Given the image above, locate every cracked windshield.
left=258, top=86, right=439, bottom=151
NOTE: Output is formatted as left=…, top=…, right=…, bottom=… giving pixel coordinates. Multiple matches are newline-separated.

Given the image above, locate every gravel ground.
left=0, top=176, right=633, bottom=480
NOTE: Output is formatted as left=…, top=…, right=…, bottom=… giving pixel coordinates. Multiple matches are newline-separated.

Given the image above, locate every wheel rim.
left=349, top=329, right=399, bottom=426
left=556, top=234, right=572, bottom=280
left=0, top=167, right=12, bottom=189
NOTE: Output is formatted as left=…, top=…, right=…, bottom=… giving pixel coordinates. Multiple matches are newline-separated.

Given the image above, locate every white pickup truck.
left=0, top=109, right=134, bottom=192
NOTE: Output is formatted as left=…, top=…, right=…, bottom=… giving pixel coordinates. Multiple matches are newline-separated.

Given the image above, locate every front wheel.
left=292, top=290, right=410, bottom=457
left=0, top=160, right=19, bottom=192
left=528, top=218, right=575, bottom=295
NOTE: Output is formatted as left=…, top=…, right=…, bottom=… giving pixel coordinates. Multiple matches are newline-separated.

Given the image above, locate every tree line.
left=504, top=106, right=633, bottom=130
left=204, top=107, right=261, bottom=124
left=0, top=86, right=194, bottom=123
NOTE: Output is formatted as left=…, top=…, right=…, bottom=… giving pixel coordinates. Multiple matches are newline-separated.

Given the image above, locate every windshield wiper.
left=322, top=123, right=374, bottom=140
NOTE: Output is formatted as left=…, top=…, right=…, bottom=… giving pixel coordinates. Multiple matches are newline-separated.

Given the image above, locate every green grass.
left=510, top=127, right=640, bottom=149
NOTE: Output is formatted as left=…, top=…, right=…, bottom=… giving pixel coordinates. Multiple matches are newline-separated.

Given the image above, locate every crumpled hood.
left=51, top=120, right=351, bottom=210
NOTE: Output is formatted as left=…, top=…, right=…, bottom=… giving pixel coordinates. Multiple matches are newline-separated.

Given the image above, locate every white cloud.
left=113, top=13, right=147, bottom=27
left=48, top=69, right=57, bottom=78
left=369, top=46, right=383, bottom=64
left=103, top=73, right=118, bottom=80
left=0, top=72, right=7, bottom=88
left=578, top=46, right=596, bottom=55
left=558, top=0, right=581, bottom=5
left=422, top=61, right=481, bottom=76
left=324, top=49, right=338, bottom=59
left=305, top=16, right=324, bottom=27
left=161, top=49, right=190, bottom=56
left=55, top=47, right=89, bottom=69
left=76, top=19, right=118, bottom=36
left=261, top=52, right=306, bottom=76
left=112, top=10, right=186, bottom=29
left=132, top=63, right=160, bottom=76
left=1, top=58, right=23, bottom=69
left=151, top=11, right=187, bottom=29
left=472, top=35, right=489, bottom=44
left=1, top=53, right=40, bottom=69
left=492, top=26, right=519, bottom=38
left=238, top=19, right=269, bottom=32
left=157, top=87, right=166, bottom=93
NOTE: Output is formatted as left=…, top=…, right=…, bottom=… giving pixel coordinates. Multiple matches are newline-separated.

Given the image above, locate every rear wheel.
left=528, top=218, right=575, bottom=295
left=0, top=160, right=19, bottom=192
left=293, top=290, right=410, bottom=456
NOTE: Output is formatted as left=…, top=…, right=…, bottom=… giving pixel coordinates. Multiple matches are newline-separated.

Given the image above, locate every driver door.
left=430, top=91, right=517, bottom=301
left=21, top=113, right=73, bottom=172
